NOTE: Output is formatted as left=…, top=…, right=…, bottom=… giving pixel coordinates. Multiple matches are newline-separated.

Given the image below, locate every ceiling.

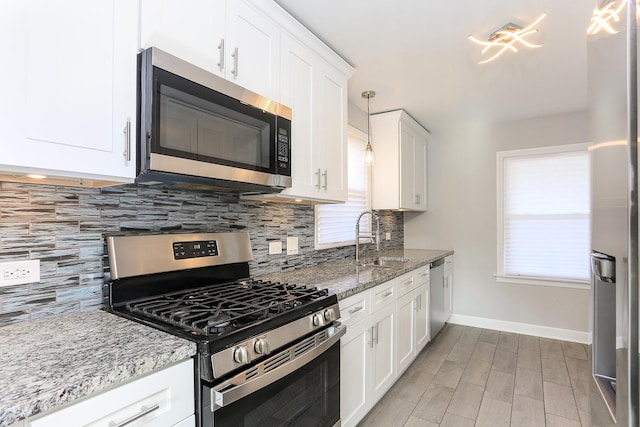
left=275, top=0, right=595, bottom=133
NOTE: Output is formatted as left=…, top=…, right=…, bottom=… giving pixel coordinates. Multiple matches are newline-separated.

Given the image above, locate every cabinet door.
left=415, top=283, right=430, bottom=351
left=413, top=134, right=428, bottom=210
left=444, top=262, right=453, bottom=321
left=139, top=0, right=225, bottom=76
left=399, top=124, right=417, bottom=209
left=371, top=303, right=396, bottom=404
left=396, top=292, right=415, bottom=375
left=0, top=0, right=137, bottom=182
left=226, top=1, right=280, bottom=100
left=340, top=319, right=371, bottom=427
left=315, top=62, right=348, bottom=202
left=279, top=35, right=319, bottom=199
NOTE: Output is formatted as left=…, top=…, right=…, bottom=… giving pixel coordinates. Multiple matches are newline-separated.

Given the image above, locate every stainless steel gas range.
left=106, top=232, right=344, bottom=427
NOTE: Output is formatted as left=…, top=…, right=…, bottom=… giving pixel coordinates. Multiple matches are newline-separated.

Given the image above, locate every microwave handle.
left=211, top=324, right=345, bottom=409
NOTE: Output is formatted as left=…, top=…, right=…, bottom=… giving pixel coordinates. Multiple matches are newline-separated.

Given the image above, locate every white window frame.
left=314, top=127, right=371, bottom=250
left=496, top=143, right=591, bottom=289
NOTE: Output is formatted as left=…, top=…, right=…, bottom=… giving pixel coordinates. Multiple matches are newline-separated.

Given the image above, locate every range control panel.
left=173, top=240, right=219, bottom=260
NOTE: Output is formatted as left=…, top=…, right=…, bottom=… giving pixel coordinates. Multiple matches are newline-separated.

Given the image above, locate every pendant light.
left=362, top=90, right=376, bottom=164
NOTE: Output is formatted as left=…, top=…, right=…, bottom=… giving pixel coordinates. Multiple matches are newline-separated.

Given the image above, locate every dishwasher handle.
left=430, top=258, right=445, bottom=269
left=591, top=251, right=616, bottom=283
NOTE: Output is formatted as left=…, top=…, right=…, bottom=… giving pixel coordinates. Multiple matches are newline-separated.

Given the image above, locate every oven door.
left=203, top=323, right=345, bottom=427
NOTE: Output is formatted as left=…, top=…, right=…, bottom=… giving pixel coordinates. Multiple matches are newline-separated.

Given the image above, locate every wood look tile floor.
left=358, top=324, right=591, bottom=427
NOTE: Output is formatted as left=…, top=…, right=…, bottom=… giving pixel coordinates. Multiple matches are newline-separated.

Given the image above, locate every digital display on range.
left=173, top=240, right=218, bottom=260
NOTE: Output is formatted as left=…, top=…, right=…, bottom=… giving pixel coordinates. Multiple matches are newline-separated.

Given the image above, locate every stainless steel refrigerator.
left=589, top=1, right=639, bottom=425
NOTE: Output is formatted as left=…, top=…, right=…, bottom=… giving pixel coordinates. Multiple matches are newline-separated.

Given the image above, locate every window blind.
left=315, top=134, right=370, bottom=248
left=501, top=148, right=591, bottom=281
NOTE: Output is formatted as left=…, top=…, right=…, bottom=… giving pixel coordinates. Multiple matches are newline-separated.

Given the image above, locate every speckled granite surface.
left=0, top=310, right=196, bottom=426
left=257, top=249, right=453, bottom=299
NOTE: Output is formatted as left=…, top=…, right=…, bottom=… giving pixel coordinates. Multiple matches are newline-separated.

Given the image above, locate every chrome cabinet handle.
left=122, top=119, right=131, bottom=162
left=217, top=39, right=225, bottom=72
left=415, top=294, right=421, bottom=311
left=322, top=170, right=328, bottom=190
left=369, top=326, right=374, bottom=348
left=382, top=290, right=393, bottom=298
left=415, top=194, right=421, bottom=205
left=231, top=47, right=239, bottom=78
left=348, top=306, right=363, bottom=314
left=315, top=168, right=322, bottom=189
left=374, top=324, right=379, bottom=344
left=108, top=403, right=160, bottom=427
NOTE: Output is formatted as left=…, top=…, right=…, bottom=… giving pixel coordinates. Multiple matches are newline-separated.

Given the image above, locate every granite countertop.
left=257, top=249, right=453, bottom=299
left=0, top=310, right=196, bottom=427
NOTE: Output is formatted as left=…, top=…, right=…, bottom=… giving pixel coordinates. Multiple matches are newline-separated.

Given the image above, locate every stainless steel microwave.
left=137, top=47, right=292, bottom=193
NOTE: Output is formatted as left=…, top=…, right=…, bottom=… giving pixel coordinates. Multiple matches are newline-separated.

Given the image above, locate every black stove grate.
left=124, top=279, right=329, bottom=336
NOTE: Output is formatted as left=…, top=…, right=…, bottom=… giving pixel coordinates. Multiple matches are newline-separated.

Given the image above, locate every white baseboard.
left=448, top=314, right=591, bottom=344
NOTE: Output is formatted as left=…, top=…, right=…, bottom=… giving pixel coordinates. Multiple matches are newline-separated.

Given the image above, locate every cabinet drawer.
left=396, top=271, right=417, bottom=298
left=29, top=359, right=194, bottom=427
left=339, top=290, right=371, bottom=328
left=414, top=265, right=430, bottom=285
left=371, top=280, right=396, bottom=312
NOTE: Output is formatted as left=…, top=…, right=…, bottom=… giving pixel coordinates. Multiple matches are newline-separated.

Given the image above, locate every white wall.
left=404, top=111, right=591, bottom=341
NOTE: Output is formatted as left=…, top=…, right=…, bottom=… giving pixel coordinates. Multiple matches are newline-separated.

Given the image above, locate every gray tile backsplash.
left=0, top=182, right=403, bottom=326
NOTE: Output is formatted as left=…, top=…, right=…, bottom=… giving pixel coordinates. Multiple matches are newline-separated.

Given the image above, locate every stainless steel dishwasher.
left=429, top=257, right=446, bottom=338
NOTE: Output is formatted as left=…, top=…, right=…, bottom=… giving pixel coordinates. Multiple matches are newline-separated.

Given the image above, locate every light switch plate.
left=268, top=241, right=282, bottom=255
left=0, top=259, right=40, bottom=287
left=286, top=236, right=299, bottom=255
left=385, top=232, right=391, bottom=241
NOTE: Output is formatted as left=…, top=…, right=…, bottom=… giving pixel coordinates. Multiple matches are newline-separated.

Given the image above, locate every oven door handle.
left=211, top=323, right=345, bottom=410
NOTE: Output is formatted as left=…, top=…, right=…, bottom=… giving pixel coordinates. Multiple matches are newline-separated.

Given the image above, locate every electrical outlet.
left=268, top=241, right=282, bottom=255
left=0, top=260, right=40, bottom=287
left=385, top=232, right=391, bottom=241
left=286, top=236, right=299, bottom=255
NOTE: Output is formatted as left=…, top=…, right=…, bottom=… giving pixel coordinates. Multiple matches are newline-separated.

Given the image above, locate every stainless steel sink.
left=362, top=256, right=410, bottom=268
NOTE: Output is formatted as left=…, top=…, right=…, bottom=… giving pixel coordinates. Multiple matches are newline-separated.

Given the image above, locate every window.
left=497, top=144, right=591, bottom=287
left=315, top=128, right=371, bottom=249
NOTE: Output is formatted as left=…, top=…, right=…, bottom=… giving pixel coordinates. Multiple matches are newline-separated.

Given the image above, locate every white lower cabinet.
left=339, top=263, right=434, bottom=427
left=370, top=302, right=396, bottom=403
left=28, top=359, right=195, bottom=427
left=444, top=255, right=454, bottom=321
left=395, top=290, right=416, bottom=375
left=339, top=283, right=397, bottom=427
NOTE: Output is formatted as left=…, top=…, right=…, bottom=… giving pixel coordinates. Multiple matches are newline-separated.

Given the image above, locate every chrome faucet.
left=355, top=210, right=381, bottom=266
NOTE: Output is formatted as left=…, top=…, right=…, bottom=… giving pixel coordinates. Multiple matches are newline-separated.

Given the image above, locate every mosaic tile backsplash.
left=0, top=182, right=403, bottom=326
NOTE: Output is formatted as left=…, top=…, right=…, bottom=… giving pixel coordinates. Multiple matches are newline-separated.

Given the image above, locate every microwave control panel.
left=277, top=127, right=289, bottom=169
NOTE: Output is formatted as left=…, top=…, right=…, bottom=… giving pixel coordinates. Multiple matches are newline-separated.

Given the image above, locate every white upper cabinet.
left=242, top=5, right=352, bottom=204
left=139, top=0, right=225, bottom=76
left=225, top=1, right=280, bottom=100
left=0, top=0, right=138, bottom=184
left=271, top=36, right=348, bottom=203
left=371, top=110, right=430, bottom=211
left=140, top=0, right=280, bottom=101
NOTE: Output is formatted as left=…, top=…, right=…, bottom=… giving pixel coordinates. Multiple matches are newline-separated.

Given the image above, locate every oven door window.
left=153, top=68, right=274, bottom=173
left=212, top=341, right=340, bottom=427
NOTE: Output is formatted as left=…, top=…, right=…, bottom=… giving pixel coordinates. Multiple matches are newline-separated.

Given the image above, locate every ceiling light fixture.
left=587, top=0, right=627, bottom=35
left=468, top=12, right=547, bottom=64
left=362, top=90, right=376, bottom=165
